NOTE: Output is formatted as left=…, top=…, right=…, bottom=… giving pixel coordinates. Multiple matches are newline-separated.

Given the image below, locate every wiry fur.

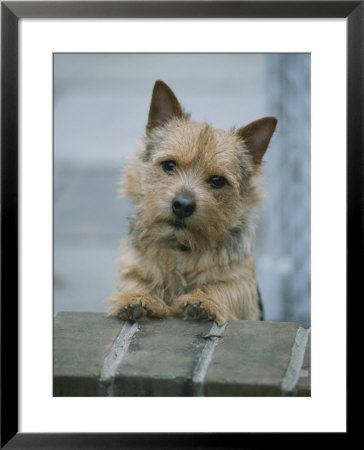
left=107, top=80, right=277, bottom=325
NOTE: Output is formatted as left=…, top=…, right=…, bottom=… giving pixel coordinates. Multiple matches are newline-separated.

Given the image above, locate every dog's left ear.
left=146, top=80, right=183, bottom=134
left=237, top=117, right=277, bottom=164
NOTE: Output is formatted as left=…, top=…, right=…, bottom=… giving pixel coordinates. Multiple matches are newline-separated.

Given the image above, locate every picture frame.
left=2, top=1, right=359, bottom=447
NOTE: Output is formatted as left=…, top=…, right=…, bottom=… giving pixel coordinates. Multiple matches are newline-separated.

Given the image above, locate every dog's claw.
left=141, top=302, right=152, bottom=316
left=199, top=309, right=208, bottom=320
left=181, top=302, right=188, bottom=311
left=119, top=311, right=129, bottom=321
left=133, top=307, right=142, bottom=319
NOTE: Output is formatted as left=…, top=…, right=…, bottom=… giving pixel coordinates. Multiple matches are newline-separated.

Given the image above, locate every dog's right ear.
left=237, top=116, right=277, bottom=165
left=146, top=80, right=183, bottom=134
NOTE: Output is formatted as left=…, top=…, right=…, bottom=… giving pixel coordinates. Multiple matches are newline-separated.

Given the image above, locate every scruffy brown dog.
left=107, top=80, right=277, bottom=325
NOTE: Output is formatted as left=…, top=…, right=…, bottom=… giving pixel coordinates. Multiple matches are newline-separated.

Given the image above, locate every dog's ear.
left=146, top=80, right=183, bottom=134
left=237, top=117, right=277, bottom=164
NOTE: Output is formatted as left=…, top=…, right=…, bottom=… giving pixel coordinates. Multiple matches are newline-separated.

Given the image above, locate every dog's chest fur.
left=132, top=242, right=244, bottom=306
left=145, top=249, right=206, bottom=304
left=157, top=260, right=191, bottom=304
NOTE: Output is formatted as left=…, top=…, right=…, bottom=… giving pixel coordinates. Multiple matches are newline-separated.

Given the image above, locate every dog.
left=107, top=80, right=277, bottom=325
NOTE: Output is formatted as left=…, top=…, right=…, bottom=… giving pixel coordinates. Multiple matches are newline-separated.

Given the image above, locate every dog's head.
left=125, top=80, right=277, bottom=253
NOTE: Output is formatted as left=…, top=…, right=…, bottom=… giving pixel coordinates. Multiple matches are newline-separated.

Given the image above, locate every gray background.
left=54, top=53, right=310, bottom=327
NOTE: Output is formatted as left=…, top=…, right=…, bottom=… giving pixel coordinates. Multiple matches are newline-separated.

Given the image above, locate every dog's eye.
left=208, top=175, right=228, bottom=189
left=161, top=160, right=177, bottom=173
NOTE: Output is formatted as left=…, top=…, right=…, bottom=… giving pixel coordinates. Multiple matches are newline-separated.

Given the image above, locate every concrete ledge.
left=53, top=312, right=123, bottom=396
left=54, top=312, right=311, bottom=397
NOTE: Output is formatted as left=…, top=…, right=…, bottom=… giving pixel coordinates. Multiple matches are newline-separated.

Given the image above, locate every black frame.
left=1, top=1, right=359, bottom=448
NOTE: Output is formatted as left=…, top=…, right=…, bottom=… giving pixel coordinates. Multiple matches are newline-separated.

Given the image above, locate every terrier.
left=107, top=80, right=277, bottom=325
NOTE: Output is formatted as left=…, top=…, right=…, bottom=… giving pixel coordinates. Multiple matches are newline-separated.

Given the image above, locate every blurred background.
left=54, top=53, right=310, bottom=327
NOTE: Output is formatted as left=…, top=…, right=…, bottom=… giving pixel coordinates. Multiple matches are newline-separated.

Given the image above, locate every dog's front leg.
left=107, top=271, right=170, bottom=321
left=172, top=279, right=260, bottom=326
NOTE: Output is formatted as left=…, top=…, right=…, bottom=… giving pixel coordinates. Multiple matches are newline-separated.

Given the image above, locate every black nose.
left=172, top=196, right=196, bottom=218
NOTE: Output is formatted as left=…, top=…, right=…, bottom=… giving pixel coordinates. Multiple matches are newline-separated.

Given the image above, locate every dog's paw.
left=174, top=295, right=217, bottom=322
left=181, top=301, right=216, bottom=321
left=118, top=302, right=146, bottom=321
left=108, top=292, right=168, bottom=322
